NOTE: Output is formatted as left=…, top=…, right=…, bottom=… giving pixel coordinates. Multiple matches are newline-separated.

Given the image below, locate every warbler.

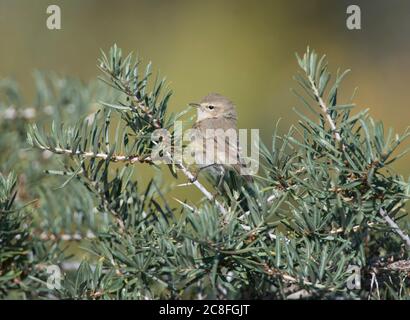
left=188, top=93, right=253, bottom=187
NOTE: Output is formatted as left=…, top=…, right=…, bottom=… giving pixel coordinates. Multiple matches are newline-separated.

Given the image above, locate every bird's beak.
left=189, top=102, right=200, bottom=108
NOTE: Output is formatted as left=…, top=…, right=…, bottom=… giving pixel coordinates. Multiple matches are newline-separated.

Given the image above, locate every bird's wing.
left=192, top=118, right=251, bottom=174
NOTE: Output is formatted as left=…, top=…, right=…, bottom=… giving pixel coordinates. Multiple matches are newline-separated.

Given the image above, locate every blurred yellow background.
left=1, top=0, right=410, bottom=195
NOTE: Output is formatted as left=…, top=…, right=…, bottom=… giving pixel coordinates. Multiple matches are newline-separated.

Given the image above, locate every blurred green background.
left=1, top=0, right=410, bottom=189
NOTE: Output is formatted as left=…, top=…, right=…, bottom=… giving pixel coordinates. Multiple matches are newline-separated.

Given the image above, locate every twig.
left=101, top=68, right=162, bottom=129
left=36, top=230, right=96, bottom=241
left=330, top=222, right=375, bottom=235
left=163, top=152, right=227, bottom=215
left=379, top=208, right=410, bottom=248
left=130, top=96, right=162, bottom=129
left=172, top=197, right=196, bottom=212
left=88, top=179, right=127, bottom=232
left=307, top=75, right=343, bottom=144
left=282, top=274, right=329, bottom=290
left=37, top=146, right=150, bottom=164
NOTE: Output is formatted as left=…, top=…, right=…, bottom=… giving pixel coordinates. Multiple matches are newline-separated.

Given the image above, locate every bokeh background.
left=1, top=0, right=410, bottom=184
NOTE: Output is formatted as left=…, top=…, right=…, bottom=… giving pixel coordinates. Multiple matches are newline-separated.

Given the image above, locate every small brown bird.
left=189, top=93, right=253, bottom=186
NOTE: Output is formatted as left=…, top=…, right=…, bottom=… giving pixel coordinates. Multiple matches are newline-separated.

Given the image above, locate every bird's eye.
left=208, top=105, right=215, bottom=110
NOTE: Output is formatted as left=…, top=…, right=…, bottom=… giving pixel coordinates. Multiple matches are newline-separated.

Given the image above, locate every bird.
left=188, top=93, right=253, bottom=189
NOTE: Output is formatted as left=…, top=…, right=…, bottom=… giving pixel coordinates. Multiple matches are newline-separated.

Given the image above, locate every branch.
left=37, top=140, right=228, bottom=215
left=304, top=59, right=410, bottom=250
left=175, top=161, right=227, bottom=215
left=307, top=74, right=343, bottom=144
left=37, top=145, right=151, bottom=164
left=330, top=222, right=375, bottom=235
left=36, top=231, right=96, bottom=241
left=264, top=265, right=333, bottom=292
left=379, top=208, right=410, bottom=248
left=129, top=94, right=162, bottom=129
left=99, top=66, right=162, bottom=129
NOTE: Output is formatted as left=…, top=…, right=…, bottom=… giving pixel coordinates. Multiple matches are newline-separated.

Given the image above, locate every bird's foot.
left=189, top=171, right=199, bottom=183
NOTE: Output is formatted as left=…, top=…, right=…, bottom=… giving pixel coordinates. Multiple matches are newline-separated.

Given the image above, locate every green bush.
left=1, top=45, right=409, bottom=299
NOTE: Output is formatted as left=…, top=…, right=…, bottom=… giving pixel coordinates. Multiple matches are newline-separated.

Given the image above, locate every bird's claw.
left=189, top=172, right=198, bottom=183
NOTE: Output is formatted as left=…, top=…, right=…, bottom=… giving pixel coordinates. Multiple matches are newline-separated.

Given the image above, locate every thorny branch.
left=307, top=70, right=410, bottom=250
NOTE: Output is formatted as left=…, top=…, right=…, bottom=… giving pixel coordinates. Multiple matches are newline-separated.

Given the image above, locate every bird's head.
left=190, top=93, right=237, bottom=122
